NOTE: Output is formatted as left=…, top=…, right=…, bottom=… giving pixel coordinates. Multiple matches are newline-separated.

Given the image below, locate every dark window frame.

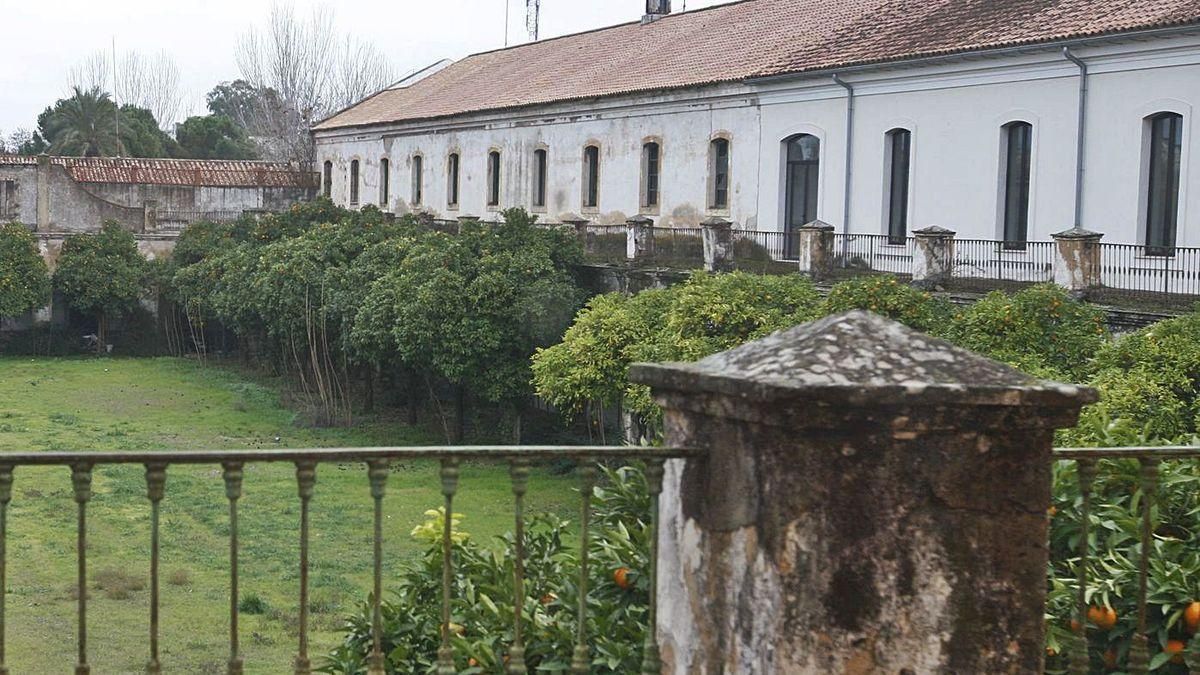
left=349, top=159, right=360, bottom=205
left=885, top=129, right=912, bottom=245
left=379, top=158, right=390, bottom=206
left=447, top=153, right=460, bottom=208
left=582, top=145, right=600, bottom=209
left=487, top=151, right=501, bottom=207
left=322, top=161, right=333, bottom=199
left=1000, top=121, right=1033, bottom=250
left=411, top=155, right=423, bottom=206
left=710, top=138, right=730, bottom=210
left=1145, top=112, right=1184, bottom=256
left=642, top=141, right=661, bottom=209
left=533, top=148, right=548, bottom=209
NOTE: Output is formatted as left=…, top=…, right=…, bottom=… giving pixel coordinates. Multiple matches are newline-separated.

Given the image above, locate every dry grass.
left=93, top=567, right=146, bottom=600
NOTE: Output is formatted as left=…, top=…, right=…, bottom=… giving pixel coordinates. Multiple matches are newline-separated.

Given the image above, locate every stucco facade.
left=313, top=30, right=1200, bottom=247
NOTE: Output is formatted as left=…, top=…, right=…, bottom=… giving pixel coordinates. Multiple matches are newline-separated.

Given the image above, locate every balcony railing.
left=0, top=445, right=698, bottom=674
left=1052, top=446, right=1200, bottom=672
left=951, top=239, right=1055, bottom=290
left=1098, top=243, right=1200, bottom=302
left=832, top=233, right=916, bottom=279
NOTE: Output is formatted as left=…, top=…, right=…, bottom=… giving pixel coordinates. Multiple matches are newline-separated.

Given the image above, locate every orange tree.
left=0, top=222, right=50, bottom=319
left=52, top=221, right=146, bottom=352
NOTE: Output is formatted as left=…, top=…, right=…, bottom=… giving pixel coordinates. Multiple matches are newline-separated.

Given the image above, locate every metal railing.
left=1052, top=446, right=1200, bottom=673
left=0, top=445, right=697, bottom=674
left=1098, top=243, right=1200, bottom=301
left=157, top=210, right=246, bottom=229
left=950, top=239, right=1055, bottom=290
left=583, top=224, right=627, bottom=264
left=833, top=233, right=915, bottom=278
left=731, top=229, right=798, bottom=262
left=649, top=227, right=705, bottom=268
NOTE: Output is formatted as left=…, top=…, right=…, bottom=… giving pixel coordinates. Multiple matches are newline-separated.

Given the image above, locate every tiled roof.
left=314, top=0, right=1200, bottom=131
left=0, top=155, right=317, bottom=188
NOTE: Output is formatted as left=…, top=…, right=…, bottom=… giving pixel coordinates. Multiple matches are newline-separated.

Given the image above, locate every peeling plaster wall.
left=314, top=84, right=761, bottom=228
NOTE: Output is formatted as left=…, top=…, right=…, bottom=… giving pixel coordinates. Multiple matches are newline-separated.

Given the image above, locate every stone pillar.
left=142, top=200, right=159, bottom=233
left=913, top=225, right=956, bottom=288
left=796, top=220, right=835, bottom=281
left=629, top=311, right=1095, bottom=675
left=35, top=153, right=51, bottom=232
left=1052, top=227, right=1104, bottom=296
left=627, top=215, right=655, bottom=262
left=701, top=217, right=734, bottom=273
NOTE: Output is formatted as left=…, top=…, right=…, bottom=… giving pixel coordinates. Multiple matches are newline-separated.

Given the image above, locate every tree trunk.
left=510, top=400, right=523, bottom=444
left=363, top=364, right=376, bottom=414
left=97, top=313, right=107, bottom=355
left=454, top=382, right=466, bottom=444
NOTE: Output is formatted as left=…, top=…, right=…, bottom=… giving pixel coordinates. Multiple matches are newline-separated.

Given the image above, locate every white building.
left=313, top=0, right=1200, bottom=253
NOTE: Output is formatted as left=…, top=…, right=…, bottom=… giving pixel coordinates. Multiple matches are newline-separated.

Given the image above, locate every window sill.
left=581, top=207, right=600, bottom=215
left=446, top=204, right=459, bottom=212
left=639, top=205, right=661, bottom=216
left=486, top=204, right=501, bottom=212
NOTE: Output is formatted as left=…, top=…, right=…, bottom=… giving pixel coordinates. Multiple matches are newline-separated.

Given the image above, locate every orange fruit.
left=613, top=567, right=633, bottom=590
left=468, top=658, right=479, bottom=667
left=540, top=592, right=557, bottom=605
left=1166, top=639, right=1186, bottom=664
left=1069, top=619, right=1082, bottom=633
left=1047, top=506, right=1058, bottom=517
left=1088, top=605, right=1118, bottom=631
left=1103, top=647, right=1118, bottom=670
left=1185, top=601, right=1200, bottom=634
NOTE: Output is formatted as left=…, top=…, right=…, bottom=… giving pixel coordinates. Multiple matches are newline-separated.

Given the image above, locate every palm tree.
left=49, top=87, right=124, bottom=157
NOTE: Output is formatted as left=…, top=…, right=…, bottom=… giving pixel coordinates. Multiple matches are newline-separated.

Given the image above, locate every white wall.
left=314, top=31, right=1200, bottom=246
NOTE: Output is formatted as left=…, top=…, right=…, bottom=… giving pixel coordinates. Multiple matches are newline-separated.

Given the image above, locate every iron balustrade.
left=649, top=227, right=705, bottom=268
left=1098, top=243, right=1200, bottom=301
left=1053, top=446, right=1200, bottom=674
left=583, top=224, right=627, bottom=264
left=831, top=233, right=915, bottom=278
left=0, top=445, right=698, bottom=675
left=732, top=229, right=799, bottom=262
left=157, top=210, right=248, bottom=230
left=951, top=239, right=1055, bottom=289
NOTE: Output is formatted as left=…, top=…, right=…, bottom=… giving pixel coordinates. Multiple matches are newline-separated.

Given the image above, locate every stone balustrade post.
left=629, top=311, right=1095, bottom=674
left=796, top=220, right=835, bottom=281
left=912, top=225, right=956, bottom=288
left=701, top=217, right=734, bottom=273
left=1052, top=227, right=1104, bottom=297
left=627, top=215, right=655, bottom=262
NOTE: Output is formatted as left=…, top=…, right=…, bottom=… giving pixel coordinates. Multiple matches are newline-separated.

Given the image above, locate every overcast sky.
left=0, top=0, right=735, bottom=134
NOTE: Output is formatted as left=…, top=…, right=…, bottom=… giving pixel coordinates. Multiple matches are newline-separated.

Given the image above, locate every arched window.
left=349, top=159, right=360, bottom=206
left=884, top=129, right=912, bottom=244
left=784, top=134, right=819, bottom=231
left=582, top=145, right=600, bottom=209
left=379, top=158, right=390, bottom=206
left=642, top=141, right=661, bottom=209
left=411, top=155, right=423, bottom=206
left=1145, top=112, right=1183, bottom=255
left=447, top=153, right=460, bottom=208
left=709, top=138, right=730, bottom=209
left=322, top=161, right=332, bottom=199
left=532, top=148, right=548, bottom=209
left=1000, top=122, right=1033, bottom=249
left=487, top=151, right=501, bottom=207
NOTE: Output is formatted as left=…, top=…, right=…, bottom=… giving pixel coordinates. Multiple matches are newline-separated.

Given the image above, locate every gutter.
left=832, top=73, right=854, bottom=248
left=1062, top=46, right=1088, bottom=229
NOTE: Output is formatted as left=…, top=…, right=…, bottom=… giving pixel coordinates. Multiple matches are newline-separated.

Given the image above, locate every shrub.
left=944, top=284, right=1107, bottom=381
left=0, top=222, right=51, bottom=318
left=320, top=465, right=652, bottom=674
left=822, top=275, right=951, bottom=333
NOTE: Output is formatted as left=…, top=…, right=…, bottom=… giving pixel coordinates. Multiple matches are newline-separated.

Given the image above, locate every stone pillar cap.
left=1051, top=226, right=1104, bottom=240
left=913, top=225, right=956, bottom=237
left=630, top=311, right=1096, bottom=408
left=457, top=215, right=481, bottom=221
left=701, top=216, right=732, bottom=227
left=798, top=219, right=835, bottom=231
left=627, top=215, right=655, bottom=226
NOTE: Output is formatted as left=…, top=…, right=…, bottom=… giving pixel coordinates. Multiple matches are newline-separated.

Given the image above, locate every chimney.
left=643, top=0, right=671, bottom=24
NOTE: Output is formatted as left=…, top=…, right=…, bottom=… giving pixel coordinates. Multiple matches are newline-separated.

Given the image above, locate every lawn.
left=0, top=356, right=576, bottom=674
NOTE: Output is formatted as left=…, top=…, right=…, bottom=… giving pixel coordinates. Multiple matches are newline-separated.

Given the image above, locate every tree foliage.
left=53, top=222, right=146, bottom=348
left=34, top=86, right=177, bottom=158
left=0, top=223, right=51, bottom=318
left=175, top=114, right=258, bottom=160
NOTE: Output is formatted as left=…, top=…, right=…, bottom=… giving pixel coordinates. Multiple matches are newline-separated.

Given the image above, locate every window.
left=533, top=148, right=548, bottom=209
left=379, top=158, right=390, bottom=206
left=322, top=161, right=332, bottom=199
left=1001, top=122, right=1033, bottom=249
left=447, top=153, right=460, bottom=208
left=487, top=150, right=501, bottom=207
left=349, top=159, right=360, bottom=205
left=784, top=134, right=820, bottom=231
left=411, top=155, right=423, bottom=206
left=582, top=145, right=600, bottom=209
left=710, top=138, right=731, bottom=209
left=1145, top=112, right=1183, bottom=255
left=642, top=142, right=661, bottom=209
left=884, top=129, right=911, bottom=245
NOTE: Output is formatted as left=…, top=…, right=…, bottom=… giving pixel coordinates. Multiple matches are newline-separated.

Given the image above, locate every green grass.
left=0, top=357, right=575, bottom=673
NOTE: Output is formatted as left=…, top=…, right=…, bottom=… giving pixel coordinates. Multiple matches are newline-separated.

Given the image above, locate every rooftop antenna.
left=526, top=0, right=541, bottom=41
left=504, top=0, right=511, bottom=46
left=112, top=36, right=121, bottom=157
